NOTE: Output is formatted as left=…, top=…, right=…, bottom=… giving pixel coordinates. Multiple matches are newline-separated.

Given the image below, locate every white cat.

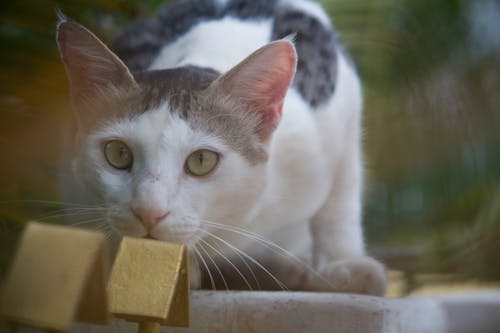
left=57, top=0, right=386, bottom=295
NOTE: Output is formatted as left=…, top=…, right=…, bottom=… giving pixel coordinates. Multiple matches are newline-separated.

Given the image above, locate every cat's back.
left=112, top=0, right=344, bottom=109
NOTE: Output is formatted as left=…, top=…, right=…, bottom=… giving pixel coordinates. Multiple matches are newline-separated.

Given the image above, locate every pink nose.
left=132, top=207, right=169, bottom=230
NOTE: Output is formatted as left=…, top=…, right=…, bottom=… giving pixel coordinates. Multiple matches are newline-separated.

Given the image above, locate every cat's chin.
left=142, top=234, right=157, bottom=240
left=142, top=231, right=198, bottom=246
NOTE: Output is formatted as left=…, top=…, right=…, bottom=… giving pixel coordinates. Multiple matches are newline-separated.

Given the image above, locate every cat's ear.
left=214, top=40, right=297, bottom=142
left=56, top=16, right=137, bottom=103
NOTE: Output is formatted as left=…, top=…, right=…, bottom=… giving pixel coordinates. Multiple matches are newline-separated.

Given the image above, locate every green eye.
left=104, top=140, right=133, bottom=170
left=185, top=149, right=219, bottom=177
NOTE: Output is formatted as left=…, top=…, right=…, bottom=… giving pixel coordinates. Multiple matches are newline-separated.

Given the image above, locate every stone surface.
left=436, top=292, right=500, bottom=333
left=13, top=288, right=500, bottom=333
left=73, top=291, right=452, bottom=333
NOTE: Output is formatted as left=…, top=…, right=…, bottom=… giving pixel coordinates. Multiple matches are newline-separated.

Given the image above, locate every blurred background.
left=0, top=0, right=499, bottom=295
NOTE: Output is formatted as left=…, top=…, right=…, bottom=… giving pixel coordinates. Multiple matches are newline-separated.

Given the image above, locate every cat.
left=57, top=0, right=386, bottom=295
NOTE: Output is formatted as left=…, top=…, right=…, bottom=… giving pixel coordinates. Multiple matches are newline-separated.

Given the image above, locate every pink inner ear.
left=220, top=40, right=297, bottom=141
left=258, top=102, right=284, bottom=141
left=57, top=20, right=136, bottom=100
left=245, top=44, right=296, bottom=109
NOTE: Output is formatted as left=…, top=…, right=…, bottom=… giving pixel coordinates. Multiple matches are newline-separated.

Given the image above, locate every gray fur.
left=272, top=4, right=338, bottom=107
left=72, top=66, right=217, bottom=130
left=112, top=0, right=220, bottom=71
left=111, top=0, right=342, bottom=108
left=225, top=0, right=278, bottom=19
left=133, top=66, right=220, bottom=112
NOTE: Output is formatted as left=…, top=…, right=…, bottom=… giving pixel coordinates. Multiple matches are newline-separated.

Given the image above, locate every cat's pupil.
left=185, top=149, right=219, bottom=176
left=119, top=147, right=127, bottom=159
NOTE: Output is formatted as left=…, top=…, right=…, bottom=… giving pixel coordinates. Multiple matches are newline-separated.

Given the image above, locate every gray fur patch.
left=74, top=66, right=218, bottom=131
left=224, top=0, right=278, bottom=19
left=133, top=66, right=220, bottom=112
left=112, top=0, right=342, bottom=108
left=272, top=5, right=338, bottom=107
left=112, top=0, right=221, bottom=71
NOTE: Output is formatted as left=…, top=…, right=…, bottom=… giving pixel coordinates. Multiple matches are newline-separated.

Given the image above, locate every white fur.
left=149, top=17, right=272, bottom=72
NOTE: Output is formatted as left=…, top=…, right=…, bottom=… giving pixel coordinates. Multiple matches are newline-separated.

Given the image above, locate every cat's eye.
left=185, top=149, right=219, bottom=177
left=104, top=140, right=133, bottom=170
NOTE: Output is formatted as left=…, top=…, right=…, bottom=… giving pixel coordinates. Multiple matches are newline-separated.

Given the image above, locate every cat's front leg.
left=308, top=206, right=387, bottom=295
left=308, top=144, right=387, bottom=296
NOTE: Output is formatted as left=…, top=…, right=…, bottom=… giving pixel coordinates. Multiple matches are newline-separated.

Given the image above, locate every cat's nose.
left=132, top=207, right=169, bottom=230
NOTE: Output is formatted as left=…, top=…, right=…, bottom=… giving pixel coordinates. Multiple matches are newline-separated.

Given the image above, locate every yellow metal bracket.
left=108, top=236, right=189, bottom=332
left=1, top=224, right=190, bottom=333
left=0, top=222, right=110, bottom=332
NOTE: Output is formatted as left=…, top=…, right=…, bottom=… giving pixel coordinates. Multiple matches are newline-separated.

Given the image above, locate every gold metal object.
left=0, top=222, right=110, bottom=332
left=108, top=237, right=189, bottom=332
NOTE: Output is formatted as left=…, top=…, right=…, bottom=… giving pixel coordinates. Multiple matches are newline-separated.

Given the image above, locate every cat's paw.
left=307, top=256, right=387, bottom=296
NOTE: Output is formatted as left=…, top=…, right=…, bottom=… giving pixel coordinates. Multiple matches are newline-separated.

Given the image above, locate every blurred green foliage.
left=0, top=0, right=499, bottom=281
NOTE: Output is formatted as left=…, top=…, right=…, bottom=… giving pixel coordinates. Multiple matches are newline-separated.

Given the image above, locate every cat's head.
left=56, top=18, right=296, bottom=245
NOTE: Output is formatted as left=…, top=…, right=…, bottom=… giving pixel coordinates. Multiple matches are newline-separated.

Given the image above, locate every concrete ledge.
left=74, top=291, right=445, bottom=333
left=72, top=290, right=500, bottom=333
left=436, top=292, right=500, bottom=333
left=169, top=291, right=447, bottom=333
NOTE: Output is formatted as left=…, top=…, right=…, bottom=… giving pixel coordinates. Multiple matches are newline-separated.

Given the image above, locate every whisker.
left=197, top=241, right=229, bottom=291
left=77, top=218, right=111, bottom=236
left=200, top=229, right=288, bottom=291
left=35, top=209, right=104, bottom=222
left=93, top=221, right=111, bottom=231
left=201, top=219, right=333, bottom=288
left=101, top=229, right=114, bottom=241
left=0, top=200, right=105, bottom=208
left=199, top=237, right=252, bottom=290
left=95, top=224, right=113, bottom=239
left=202, top=220, right=301, bottom=262
left=104, top=223, right=121, bottom=242
left=202, top=229, right=261, bottom=290
left=69, top=217, right=111, bottom=227
left=206, top=221, right=298, bottom=256
left=193, top=245, right=216, bottom=290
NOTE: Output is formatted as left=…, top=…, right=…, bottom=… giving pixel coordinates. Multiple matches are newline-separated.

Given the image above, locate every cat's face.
left=57, top=18, right=296, bottom=245
left=74, top=102, right=268, bottom=244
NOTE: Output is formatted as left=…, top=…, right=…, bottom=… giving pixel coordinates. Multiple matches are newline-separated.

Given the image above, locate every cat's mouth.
left=139, top=230, right=199, bottom=245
